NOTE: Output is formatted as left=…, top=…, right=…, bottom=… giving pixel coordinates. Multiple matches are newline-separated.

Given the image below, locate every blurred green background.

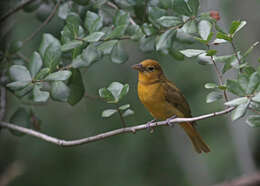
left=1, top=0, right=260, bottom=186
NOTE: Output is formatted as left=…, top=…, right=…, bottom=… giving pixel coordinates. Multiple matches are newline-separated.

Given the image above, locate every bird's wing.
left=162, top=80, right=192, bottom=118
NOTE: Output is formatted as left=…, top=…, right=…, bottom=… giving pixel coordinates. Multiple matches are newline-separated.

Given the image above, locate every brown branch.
left=231, top=41, right=242, bottom=73
left=0, top=0, right=35, bottom=23
left=0, top=107, right=234, bottom=147
left=106, top=1, right=137, bottom=25
left=0, top=70, right=7, bottom=121
left=214, top=172, right=260, bottom=186
left=208, top=46, right=229, bottom=102
left=22, top=0, right=61, bottom=45
left=116, top=105, right=126, bottom=128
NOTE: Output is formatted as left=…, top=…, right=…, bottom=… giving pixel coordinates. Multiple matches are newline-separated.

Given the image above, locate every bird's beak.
left=131, top=64, right=144, bottom=72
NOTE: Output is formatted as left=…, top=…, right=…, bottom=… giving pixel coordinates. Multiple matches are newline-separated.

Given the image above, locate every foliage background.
left=0, top=0, right=260, bottom=186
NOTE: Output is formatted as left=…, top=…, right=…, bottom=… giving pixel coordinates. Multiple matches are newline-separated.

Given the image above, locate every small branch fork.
left=0, top=107, right=234, bottom=147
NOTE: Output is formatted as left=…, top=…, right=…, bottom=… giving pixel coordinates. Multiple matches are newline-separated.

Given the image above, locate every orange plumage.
left=132, top=59, right=210, bottom=153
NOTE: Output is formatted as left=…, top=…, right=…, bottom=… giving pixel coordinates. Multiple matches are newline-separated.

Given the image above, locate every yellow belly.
left=138, top=82, right=184, bottom=120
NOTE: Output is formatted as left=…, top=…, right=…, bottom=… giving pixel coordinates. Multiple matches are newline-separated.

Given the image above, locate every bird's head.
left=132, top=59, right=164, bottom=84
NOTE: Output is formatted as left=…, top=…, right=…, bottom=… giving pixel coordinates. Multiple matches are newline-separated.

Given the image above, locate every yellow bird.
left=132, top=59, right=210, bottom=153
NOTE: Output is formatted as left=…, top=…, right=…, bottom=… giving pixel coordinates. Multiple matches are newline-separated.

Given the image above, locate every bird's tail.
left=180, top=122, right=210, bottom=153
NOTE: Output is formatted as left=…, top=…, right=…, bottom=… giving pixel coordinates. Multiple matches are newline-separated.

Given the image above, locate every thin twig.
left=231, top=41, right=242, bottom=73
left=106, top=1, right=136, bottom=25
left=22, top=0, right=61, bottom=45
left=208, top=46, right=229, bottom=101
left=0, top=107, right=234, bottom=147
left=17, top=52, right=30, bottom=63
left=116, top=105, right=126, bottom=128
left=0, top=0, right=35, bottom=23
left=0, top=71, right=7, bottom=121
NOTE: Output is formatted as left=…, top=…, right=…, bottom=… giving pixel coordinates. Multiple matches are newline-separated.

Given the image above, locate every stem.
left=0, top=107, right=235, bottom=147
left=0, top=0, right=35, bottom=23
left=231, top=41, right=242, bottom=73
left=22, top=0, right=61, bottom=45
left=208, top=46, right=229, bottom=101
left=117, top=105, right=126, bottom=128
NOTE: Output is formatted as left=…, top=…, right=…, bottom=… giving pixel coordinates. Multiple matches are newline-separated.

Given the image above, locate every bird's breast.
left=138, top=82, right=181, bottom=120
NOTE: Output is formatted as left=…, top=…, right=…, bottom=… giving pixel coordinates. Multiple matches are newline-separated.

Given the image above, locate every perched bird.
left=132, top=59, right=210, bottom=153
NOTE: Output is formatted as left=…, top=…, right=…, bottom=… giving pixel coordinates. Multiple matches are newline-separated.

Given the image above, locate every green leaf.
left=211, top=38, right=228, bottom=45
left=140, top=36, right=156, bottom=52
left=246, top=115, right=260, bottom=127
left=84, top=11, right=103, bottom=33
left=198, top=20, right=212, bottom=41
left=97, top=40, right=118, bottom=54
left=9, top=65, right=32, bottom=81
left=206, top=91, right=223, bottom=103
left=142, top=23, right=157, bottom=36
left=243, top=41, right=259, bottom=59
left=99, top=88, right=114, bottom=103
left=169, top=49, right=185, bottom=61
left=127, top=24, right=145, bottom=40
left=204, top=83, right=217, bottom=89
left=118, top=84, right=129, bottom=101
left=33, top=83, right=49, bottom=102
left=66, top=13, right=82, bottom=34
left=173, top=0, right=192, bottom=16
left=238, top=73, right=249, bottom=92
left=68, top=69, right=85, bottom=105
left=231, top=101, right=249, bottom=121
left=6, top=81, right=31, bottom=90
left=83, top=32, right=105, bottom=42
left=182, top=19, right=197, bottom=34
left=44, top=71, right=72, bottom=81
left=61, top=40, right=83, bottom=52
left=122, top=109, right=134, bottom=117
left=156, top=29, right=176, bottom=51
left=179, top=49, right=205, bottom=57
left=114, top=10, right=130, bottom=26
left=102, top=109, right=117, bottom=117
left=44, top=42, right=61, bottom=72
left=187, top=0, right=199, bottom=16
left=29, top=52, right=43, bottom=78
left=226, top=80, right=245, bottom=96
left=111, top=42, right=128, bottom=64
left=9, top=107, right=31, bottom=136
left=216, top=32, right=232, bottom=41
left=82, top=44, right=101, bottom=65
left=252, top=92, right=260, bottom=102
left=157, top=16, right=182, bottom=27
left=58, top=1, right=71, bottom=20
left=229, top=20, right=246, bottom=36
left=51, top=81, right=70, bottom=102
left=15, top=83, right=34, bottom=97
left=148, top=6, right=166, bottom=28
left=107, top=82, right=127, bottom=103
left=39, top=33, right=60, bottom=58
left=35, top=67, right=50, bottom=80
left=225, top=97, right=249, bottom=106
left=247, top=72, right=260, bottom=94
left=119, top=104, right=130, bottom=110
left=104, top=25, right=127, bottom=40
left=206, top=49, right=217, bottom=56
left=214, top=55, right=237, bottom=73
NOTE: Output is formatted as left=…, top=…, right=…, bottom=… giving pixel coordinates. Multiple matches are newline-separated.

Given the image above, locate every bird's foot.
left=166, top=115, right=177, bottom=127
left=146, top=119, right=156, bottom=133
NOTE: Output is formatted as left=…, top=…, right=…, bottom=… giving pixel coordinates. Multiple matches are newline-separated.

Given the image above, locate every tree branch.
left=22, top=0, right=61, bottom=45
left=214, top=172, right=260, bottom=186
left=0, top=0, right=35, bottom=23
left=0, top=107, right=234, bottom=147
left=231, top=41, right=242, bottom=73
left=0, top=71, right=7, bottom=121
left=208, top=46, right=229, bottom=102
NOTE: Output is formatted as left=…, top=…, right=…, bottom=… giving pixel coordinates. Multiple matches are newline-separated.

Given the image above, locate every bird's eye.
left=148, top=66, right=155, bottom=71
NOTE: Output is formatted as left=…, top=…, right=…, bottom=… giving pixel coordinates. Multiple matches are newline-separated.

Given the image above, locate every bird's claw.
left=146, top=119, right=156, bottom=133
left=166, top=115, right=177, bottom=127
